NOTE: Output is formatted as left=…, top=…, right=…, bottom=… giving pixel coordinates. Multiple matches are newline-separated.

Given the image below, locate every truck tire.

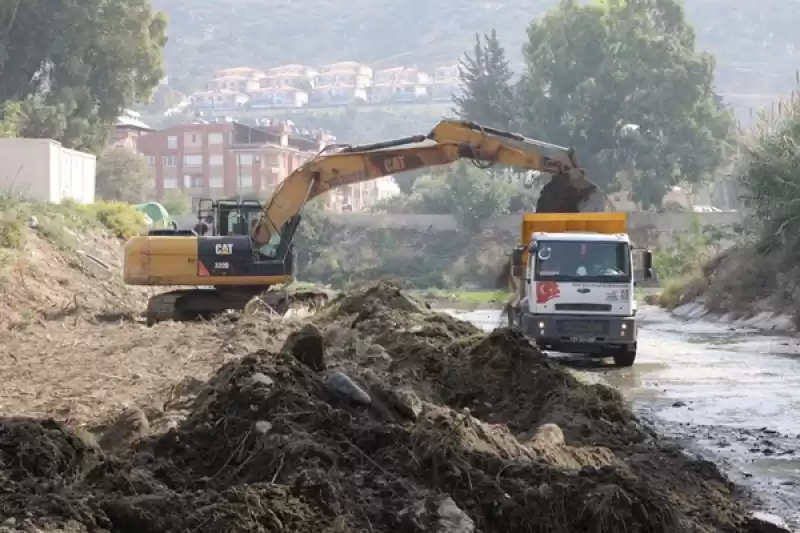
left=612, top=345, right=637, bottom=367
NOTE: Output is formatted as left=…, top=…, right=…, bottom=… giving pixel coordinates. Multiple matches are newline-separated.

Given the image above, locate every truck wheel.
left=612, top=345, right=637, bottom=367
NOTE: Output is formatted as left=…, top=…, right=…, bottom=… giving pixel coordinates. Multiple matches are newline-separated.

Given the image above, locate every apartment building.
left=206, top=75, right=261, bottom=93
left=249, top=87, right=309, bottom=108
left=261, top=64, right=316, bottom=89
left=309, top=61, right=372, bottom=104
left=316, top=61, right=373, bottom=85
left=190, top=90, right=249, bottom=111
left=136, top=122, right=325, bottom=203
left=367, top=67, right=430, bottom=103
left=110, top=110, right=154, bottom=152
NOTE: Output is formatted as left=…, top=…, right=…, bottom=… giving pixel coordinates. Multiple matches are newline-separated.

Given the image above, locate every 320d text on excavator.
left=122, top=119, right=608, bottom=325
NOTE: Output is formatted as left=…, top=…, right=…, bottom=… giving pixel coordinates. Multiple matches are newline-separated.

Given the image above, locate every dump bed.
left=517, top=213, right=628, bottom=268
left=520, top=212, right=627, bottom=245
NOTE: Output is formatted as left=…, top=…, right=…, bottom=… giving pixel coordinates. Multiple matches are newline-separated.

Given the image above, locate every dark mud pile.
left=0, top=282, right=780, bottom=533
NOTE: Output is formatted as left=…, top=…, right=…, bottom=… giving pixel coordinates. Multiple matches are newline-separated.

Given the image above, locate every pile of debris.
left=0, top=281, right=777, bottom=533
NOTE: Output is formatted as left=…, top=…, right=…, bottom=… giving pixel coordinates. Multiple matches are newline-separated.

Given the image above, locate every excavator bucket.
left=535, top=171, right=607, bottom=214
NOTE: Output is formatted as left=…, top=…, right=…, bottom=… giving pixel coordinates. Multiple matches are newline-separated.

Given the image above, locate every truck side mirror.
left=510, top=246, right=526, bottom=278
left=511, top=246, right=524, bottom=268
left=643, top=250, right=653, bottom=280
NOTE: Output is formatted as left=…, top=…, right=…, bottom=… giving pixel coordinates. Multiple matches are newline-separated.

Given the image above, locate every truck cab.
left=506, top=213, right=653, bottom=367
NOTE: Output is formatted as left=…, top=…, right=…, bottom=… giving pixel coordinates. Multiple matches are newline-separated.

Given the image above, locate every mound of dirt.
left=0, top=282, right=778, bottom=533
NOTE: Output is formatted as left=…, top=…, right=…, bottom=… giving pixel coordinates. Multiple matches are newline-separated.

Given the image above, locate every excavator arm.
left=251, top=120, right=607, bottom=246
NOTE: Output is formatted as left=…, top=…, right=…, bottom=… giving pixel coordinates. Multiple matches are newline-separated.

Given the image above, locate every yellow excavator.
left=123, top=120, right=607, bottom=325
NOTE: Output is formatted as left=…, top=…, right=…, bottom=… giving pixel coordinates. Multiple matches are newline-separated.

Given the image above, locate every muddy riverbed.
left=443, top=305, right=800, bottom=531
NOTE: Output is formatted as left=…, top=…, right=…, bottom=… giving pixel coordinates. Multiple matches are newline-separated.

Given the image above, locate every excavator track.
left=145, top=287, right=330, bottom=326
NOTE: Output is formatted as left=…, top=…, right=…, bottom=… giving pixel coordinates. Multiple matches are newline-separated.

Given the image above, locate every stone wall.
left=175, top=210, right=745, bottom=247
left=323, top=211, right=745, bottom=246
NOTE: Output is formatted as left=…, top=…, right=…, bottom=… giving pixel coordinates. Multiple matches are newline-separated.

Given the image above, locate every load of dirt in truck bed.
left=0, top=281, right=777, bottom=533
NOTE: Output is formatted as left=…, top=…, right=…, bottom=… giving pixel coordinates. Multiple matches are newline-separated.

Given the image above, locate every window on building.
left=209, top=154, right=224, bottom=166
left=208, top=132, right=224, bottom=145
left=184, top=174, right=204, bottom=189
left=237, top=176, right=253, bottom=189
left=167, top=136, right=177, bottom=149
left=209, top=175, right=224, bottom=188
left=163, top=178, right=178, bottom=189
left=184, top=154, right=202, bottom=166
left=163, top=155, right=176, bottom=167
left=146, top=156, right=155, bottom=167
left=237, top=153, right=253, bottom=165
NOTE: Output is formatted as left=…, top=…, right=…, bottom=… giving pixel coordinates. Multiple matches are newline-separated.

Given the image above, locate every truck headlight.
left=538, top=322, right=545, bottom=328
left=621, top=323, right=627, bottom=330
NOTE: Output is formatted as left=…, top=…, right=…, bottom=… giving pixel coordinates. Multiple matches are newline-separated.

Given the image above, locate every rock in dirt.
left=281, top=323, right=325, bottom=371
left=0, top=281, right=787, bottom=533
left=96, top=407, right=150, bottom=451
left=403, top=495, right=475, bottom=533
left=324, top=371, right=372, bottom=405
left=390, top=387, right=424, bottom=420
left=528, top=422, right=565, bottom=448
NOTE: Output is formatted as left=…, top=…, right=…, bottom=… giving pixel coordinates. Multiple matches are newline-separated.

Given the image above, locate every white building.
left=0, top=138, right=96, bottom=204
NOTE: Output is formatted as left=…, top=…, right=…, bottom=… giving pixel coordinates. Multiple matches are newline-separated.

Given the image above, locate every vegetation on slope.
left=0, top=198, right=149, bottom=328
left=658, top=81, right=800, bottom=319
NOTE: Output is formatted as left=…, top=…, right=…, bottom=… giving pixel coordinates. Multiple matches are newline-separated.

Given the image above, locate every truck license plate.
left=569, top=336, right=594, bottom=343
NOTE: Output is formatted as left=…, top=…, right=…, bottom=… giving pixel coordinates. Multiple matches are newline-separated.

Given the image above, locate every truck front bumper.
left=520, top=313, right=636, bottom=354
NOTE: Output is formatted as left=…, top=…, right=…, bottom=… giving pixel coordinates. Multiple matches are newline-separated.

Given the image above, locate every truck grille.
left=556, top=320, right=610, bottom=336
left=555, top=303, right=612, bottom=312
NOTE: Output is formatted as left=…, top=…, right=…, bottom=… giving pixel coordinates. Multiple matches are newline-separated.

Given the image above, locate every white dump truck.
left=505, top=213, right=653, bottom=367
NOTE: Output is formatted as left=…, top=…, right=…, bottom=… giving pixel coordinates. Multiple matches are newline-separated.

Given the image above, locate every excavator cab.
left=195, top=198, right=262, bottom=236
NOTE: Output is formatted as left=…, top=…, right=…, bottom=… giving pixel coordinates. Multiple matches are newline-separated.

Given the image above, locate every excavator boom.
left=251, top=120, right=607, bottom=246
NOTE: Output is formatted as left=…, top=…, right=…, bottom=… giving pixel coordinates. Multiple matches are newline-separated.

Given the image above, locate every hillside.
left=155, top=0, right=798, bottom=102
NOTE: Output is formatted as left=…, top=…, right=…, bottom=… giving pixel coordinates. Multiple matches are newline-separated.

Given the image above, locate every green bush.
left=0, top=217, right=25, bottom=249
left=652, top=215, right=727, bottom=284
left=81, top=201, right=146, bottom=239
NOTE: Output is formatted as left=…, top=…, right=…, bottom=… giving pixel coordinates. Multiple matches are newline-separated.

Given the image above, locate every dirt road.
left=445, top=305, right=800, bottom=530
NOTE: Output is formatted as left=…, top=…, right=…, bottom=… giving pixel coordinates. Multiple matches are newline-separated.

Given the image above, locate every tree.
left=161, top=189, right=192, bottom=215
left=516, top=0, right=733, bottom=208
left=454, top=29, right=517, bottom=131
left=375, top=163, right=516, bottom=231
left=736, top=79, right=800, bottom=248
left=0, top=0, right=167, bottom=153
left=444, top=163, right=515, bottom=231
left=95, top=147, right=152, bottom=203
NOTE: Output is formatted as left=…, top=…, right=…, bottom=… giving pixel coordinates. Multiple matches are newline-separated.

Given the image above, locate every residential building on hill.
left=206, top=75, right=261, bottom=93
left=248, top=87, right=308, bottom=108
left=262, top=64, right=317, bottom=88
left=368, top=67, right=430, bottom=103
left=374, top=66, right=429, bottom=85
left=190, top=90, right=248, bottom=110
left=212, top=67, right=266, bottom=81
left=189, top=60, right=464, bottom=111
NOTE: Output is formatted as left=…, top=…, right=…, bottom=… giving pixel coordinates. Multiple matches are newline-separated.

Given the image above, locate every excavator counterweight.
left=123, top=120, right=608, bottom=325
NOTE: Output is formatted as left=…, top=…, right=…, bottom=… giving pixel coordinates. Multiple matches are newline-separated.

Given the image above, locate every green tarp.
left=133, top=202, right=172, bottom=228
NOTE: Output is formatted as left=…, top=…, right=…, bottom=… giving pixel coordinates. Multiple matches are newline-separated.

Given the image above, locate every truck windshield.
left=534, top=241, right=631, bottom=282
